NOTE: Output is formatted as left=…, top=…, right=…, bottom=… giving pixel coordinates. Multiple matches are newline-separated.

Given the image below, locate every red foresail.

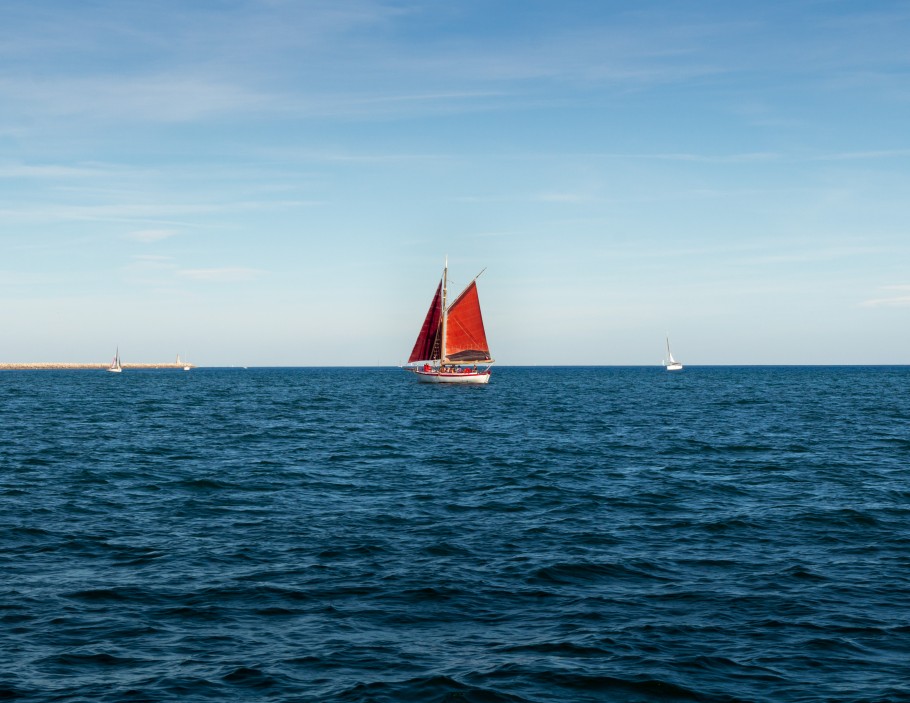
left=444, top=281, right=491, bottom=361
left=408, top=281, right=443, bottom=363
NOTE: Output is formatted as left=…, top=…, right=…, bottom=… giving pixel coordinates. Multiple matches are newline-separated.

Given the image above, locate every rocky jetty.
left=0, top=363, right=196, bottom=370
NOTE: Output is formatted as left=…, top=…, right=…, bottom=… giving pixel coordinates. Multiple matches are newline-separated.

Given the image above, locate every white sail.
left=108, top=347, right=123, bottom=373
left=664, top=337, right=683, bottom=371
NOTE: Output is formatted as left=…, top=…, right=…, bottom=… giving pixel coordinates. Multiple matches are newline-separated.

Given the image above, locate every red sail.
left=444, top=281, right=491, bottom=361
left=408, top=281, right=443, bottom=363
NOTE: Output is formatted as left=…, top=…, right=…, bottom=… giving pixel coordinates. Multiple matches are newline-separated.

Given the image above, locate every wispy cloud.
left=602, top=151, right=780, bottom=163
left=131, top=254, right=172, bottom=262
left=0, top=163, right=107, bottom=178
left=123, top=258, right=266, bottom=285
left=535, top=192, right=595, bottom=203
left=3, top=2, right=908, bottom=133
left=177, top=267, right=265, bottom=283
left=0, top=74, right=273, bottom=123
left=127, top=228, right=179, bottom=243
left=743, top=246, right=889, bottom=266
left=0, top=6, right=747, bottom=128
left=0, top=270, right=62, bottom=286
left=860, top=285, right=910, bottom=308
left=810, top=149, right=910, bottom=161
left=120, top=254, right=178, bottom=286
left=0, top=199, right=306, bottom=225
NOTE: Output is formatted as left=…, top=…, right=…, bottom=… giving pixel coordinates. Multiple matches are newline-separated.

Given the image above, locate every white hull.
left=412, top=369, right=491, bottom=384
left=107, top=367, right=122, bottom=373
left=665, top=362, right=683, bottom=371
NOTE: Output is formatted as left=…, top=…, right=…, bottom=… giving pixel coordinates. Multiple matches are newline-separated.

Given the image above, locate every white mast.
left=439, top=256, right=448, bottom=365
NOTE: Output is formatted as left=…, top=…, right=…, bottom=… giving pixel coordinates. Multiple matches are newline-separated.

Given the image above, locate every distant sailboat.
left=108, top=347, right=123, bottom=373
left=177, top=353, right=191, bottom=371
left=664, top=336, right=683, bottom=371
left=405, top=259, right=494, bottom=384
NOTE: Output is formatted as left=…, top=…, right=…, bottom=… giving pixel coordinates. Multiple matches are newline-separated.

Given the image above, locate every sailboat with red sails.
left=405, top=259, right=494, bottom=384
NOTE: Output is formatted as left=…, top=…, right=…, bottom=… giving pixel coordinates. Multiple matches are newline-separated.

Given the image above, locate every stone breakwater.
left=0, top=363, right=196, bottom=370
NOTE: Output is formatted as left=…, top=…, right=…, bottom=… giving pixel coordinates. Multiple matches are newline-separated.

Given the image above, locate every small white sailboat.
left=404, top=259, right=494, bottom=384
left=108, top=347, right=123, bottom=373
left=177, top=353, right=191, bottom=371
left=663, top=336, right=683, bottom=371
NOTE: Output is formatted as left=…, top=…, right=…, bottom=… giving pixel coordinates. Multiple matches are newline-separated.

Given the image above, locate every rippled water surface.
left=2, top=366, right=909, bottom=702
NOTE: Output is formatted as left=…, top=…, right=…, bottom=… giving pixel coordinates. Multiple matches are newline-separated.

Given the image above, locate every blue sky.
left=2, top=0, right=908, bottom=365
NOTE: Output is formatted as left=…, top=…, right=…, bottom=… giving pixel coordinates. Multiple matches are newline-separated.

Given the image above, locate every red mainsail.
left=444, top=281, right=491, bottom=361
left=408, top=281, right=443, bottom=363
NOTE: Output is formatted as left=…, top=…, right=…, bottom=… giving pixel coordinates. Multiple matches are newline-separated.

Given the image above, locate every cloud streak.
left=0, top=162, right=110, bottom=178
left=177, top=267, right=265, bottom=283
left=860, top=285, right=910, bottom=308
left=0, top=74, right=273, bottom=123
left=0, top=5, right=756, bottom=127
left=127, top=229, right=179, bottom=243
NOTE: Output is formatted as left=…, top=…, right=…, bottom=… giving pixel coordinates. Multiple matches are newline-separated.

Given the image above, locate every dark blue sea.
left=2, top=367, right=909, bottom=702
